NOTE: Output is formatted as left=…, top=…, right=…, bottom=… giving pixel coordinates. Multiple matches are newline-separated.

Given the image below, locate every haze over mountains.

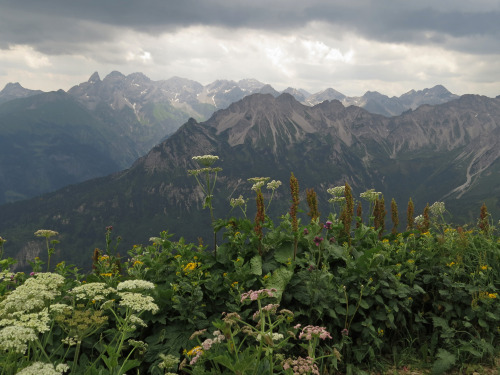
left=0, top=87, right=499, bottom=270
left=0, top=72, right=462, bottom=204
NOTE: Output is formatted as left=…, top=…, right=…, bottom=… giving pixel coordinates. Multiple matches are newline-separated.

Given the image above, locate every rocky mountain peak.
left=258, top=84, right=280, bottom=96
left=1, top=82, right=23, bottom=92
left=88, top=72, right=101, bottom=84
left=0, top=82, right=44, bottom=104
left=127, top=72, right=151, bottom=84
left=237, top=78, right=265, bottom=91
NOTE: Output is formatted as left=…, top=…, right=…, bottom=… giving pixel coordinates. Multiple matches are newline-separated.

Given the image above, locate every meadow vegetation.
left=0, top=155, right=498, bottom=374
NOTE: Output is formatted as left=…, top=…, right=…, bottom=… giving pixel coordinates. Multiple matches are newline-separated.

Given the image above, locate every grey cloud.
left=1, top=0, right=499, bottom=55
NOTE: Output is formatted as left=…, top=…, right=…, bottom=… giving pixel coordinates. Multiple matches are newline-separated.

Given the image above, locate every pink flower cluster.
left=282, top=356, right=320, bottom=375
left=240, top=288, right=277, bottom=302
left=252, top=303, right=279, bottom=320
left=297, top=325, right=332, bottom=341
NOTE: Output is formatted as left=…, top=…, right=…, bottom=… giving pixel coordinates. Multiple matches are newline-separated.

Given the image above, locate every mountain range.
left=0, top=72, right=461, bottom=204
left=1, top=91, right=498, bottom=270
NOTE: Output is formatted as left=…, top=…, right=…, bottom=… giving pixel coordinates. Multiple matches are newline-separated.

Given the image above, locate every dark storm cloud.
left=1, top=0, right=499, bottom=54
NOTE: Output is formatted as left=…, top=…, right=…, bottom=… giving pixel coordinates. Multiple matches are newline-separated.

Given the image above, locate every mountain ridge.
left=1, top=92, right=498, bottom=269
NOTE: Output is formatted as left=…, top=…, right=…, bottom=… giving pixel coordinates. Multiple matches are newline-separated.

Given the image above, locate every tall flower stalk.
left=306, top=188, right=320, bottom=222
left=289, top=173, right=300, bottom=260
left=391, top=198, right=399, bottom=235
left=0, top=236, right=6, bottom=261
left=255, top=189, right=265, bottom=256
left=34, top=229, right=59, bottom=272
left=340, top=183, right=354, bottom=245
left=188, top=155, right=222, bottom=254
left=407, top=198, right=415, bottom=230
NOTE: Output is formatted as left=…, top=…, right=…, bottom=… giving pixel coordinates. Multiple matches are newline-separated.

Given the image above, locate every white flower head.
left=248, top=177, right=269, bottom=191
left=327, top=186, right=345, bottom=197
left=192, top=155, right=219, bottom=167
left=266, top=180, right=282, bottom=190
left=118, top=292, right=159, bottom=314
left=70, top=282, right=116, bottom=301
left=414, top=215, right=424, bottom=226
left=0, top=273, right=65, bottom=317
left=34, top=229, right=59, bottom=238
left=429, top=201, right=446, bottom=217
left=230, top=195, right=246, bottom=208
left=16, top=361, right=67, bottom=375
left=0, top=326, right=37, bottom=354
left=117, top=279, right=155, bottom=291
left=360, top=189, right=381, bottom=202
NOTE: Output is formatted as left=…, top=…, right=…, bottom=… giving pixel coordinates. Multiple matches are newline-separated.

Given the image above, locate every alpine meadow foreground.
left=0, top=156, right=498, bottom=374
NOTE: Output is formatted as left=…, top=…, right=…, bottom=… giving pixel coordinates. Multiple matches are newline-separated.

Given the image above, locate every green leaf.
left=264, top=267, right=294, bottom=301
left=250, top=255, right=262, bottom=275
left=431, top=348, right=456, bottom=375
left=273, top=244, right=294, bottom=264
left=119, top=359, right=141, bottom=374
left=478, top=318, right=488, bottom=328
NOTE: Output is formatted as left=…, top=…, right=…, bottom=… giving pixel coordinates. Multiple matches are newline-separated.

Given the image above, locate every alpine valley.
left=0, top=72, right=458, bottom=204
left=0, top=74, right=499, bottom=270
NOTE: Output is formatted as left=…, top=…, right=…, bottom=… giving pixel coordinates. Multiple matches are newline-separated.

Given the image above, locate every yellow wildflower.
left=407, top=259, right=415, bottom=264
left=447, top=262, right=455, bottom=267
left=231, top=281, right=238, bottom=288
left=183, top=262, right=197, bottom=272
left=186, top=346, right=202, bottom=356
left=480, top=265, right=488, bottom=270
left=488, top=293, right=497, bottom=299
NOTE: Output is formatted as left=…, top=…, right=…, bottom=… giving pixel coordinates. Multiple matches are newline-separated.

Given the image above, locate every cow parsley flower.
left=0, top=326, right=37, bottom=354
left=16, top=362, right=68, bottom=375
left=414, top=215, right=424, bottom=226
left=327, top=186, right=345, bottom=197
left=70, top=282, right=116, bottom=301
left=118, top=292, right=159, bottom=313
left=0, top=273, right=65, bottom=314
left=117, top=280, right=155, bottom=291
left=34, top=230, right=59, bottom=238
left=266, top=180, right=282, bottom=190
left=360, top=189, right=381, bottom=202
left=192, top=155, right=219, bottom=167
left=429, top=201, right=446, bottom=217
left=230, top=195, right=246, bottom=208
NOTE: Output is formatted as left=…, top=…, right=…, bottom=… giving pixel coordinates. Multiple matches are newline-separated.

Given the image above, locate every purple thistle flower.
left=313, top=236, right=323, bottom=246
left=324, top=221, right=333, bottom=230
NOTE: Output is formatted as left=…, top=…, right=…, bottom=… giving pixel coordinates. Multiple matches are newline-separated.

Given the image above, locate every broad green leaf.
left=250, top=254, right=262, bottom=275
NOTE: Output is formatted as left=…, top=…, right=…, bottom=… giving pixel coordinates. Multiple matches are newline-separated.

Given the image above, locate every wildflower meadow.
left=0, top=155, right=498, bottom=374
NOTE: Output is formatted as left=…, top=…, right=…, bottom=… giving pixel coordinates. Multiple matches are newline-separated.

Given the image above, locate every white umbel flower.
left=70, top=282, right=116, bottom=301
left=118, top=292, right=159, bottom=314
left=117, top=280, right=155, bottom=291
left=17, top=361, right=67, bottom=375
left=0, top=273, right=65, bottom=314
left=0, top=326, right=37, bottom=354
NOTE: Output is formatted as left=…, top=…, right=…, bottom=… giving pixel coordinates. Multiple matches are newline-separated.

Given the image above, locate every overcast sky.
left=1, top=0, right=499, bottom=97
